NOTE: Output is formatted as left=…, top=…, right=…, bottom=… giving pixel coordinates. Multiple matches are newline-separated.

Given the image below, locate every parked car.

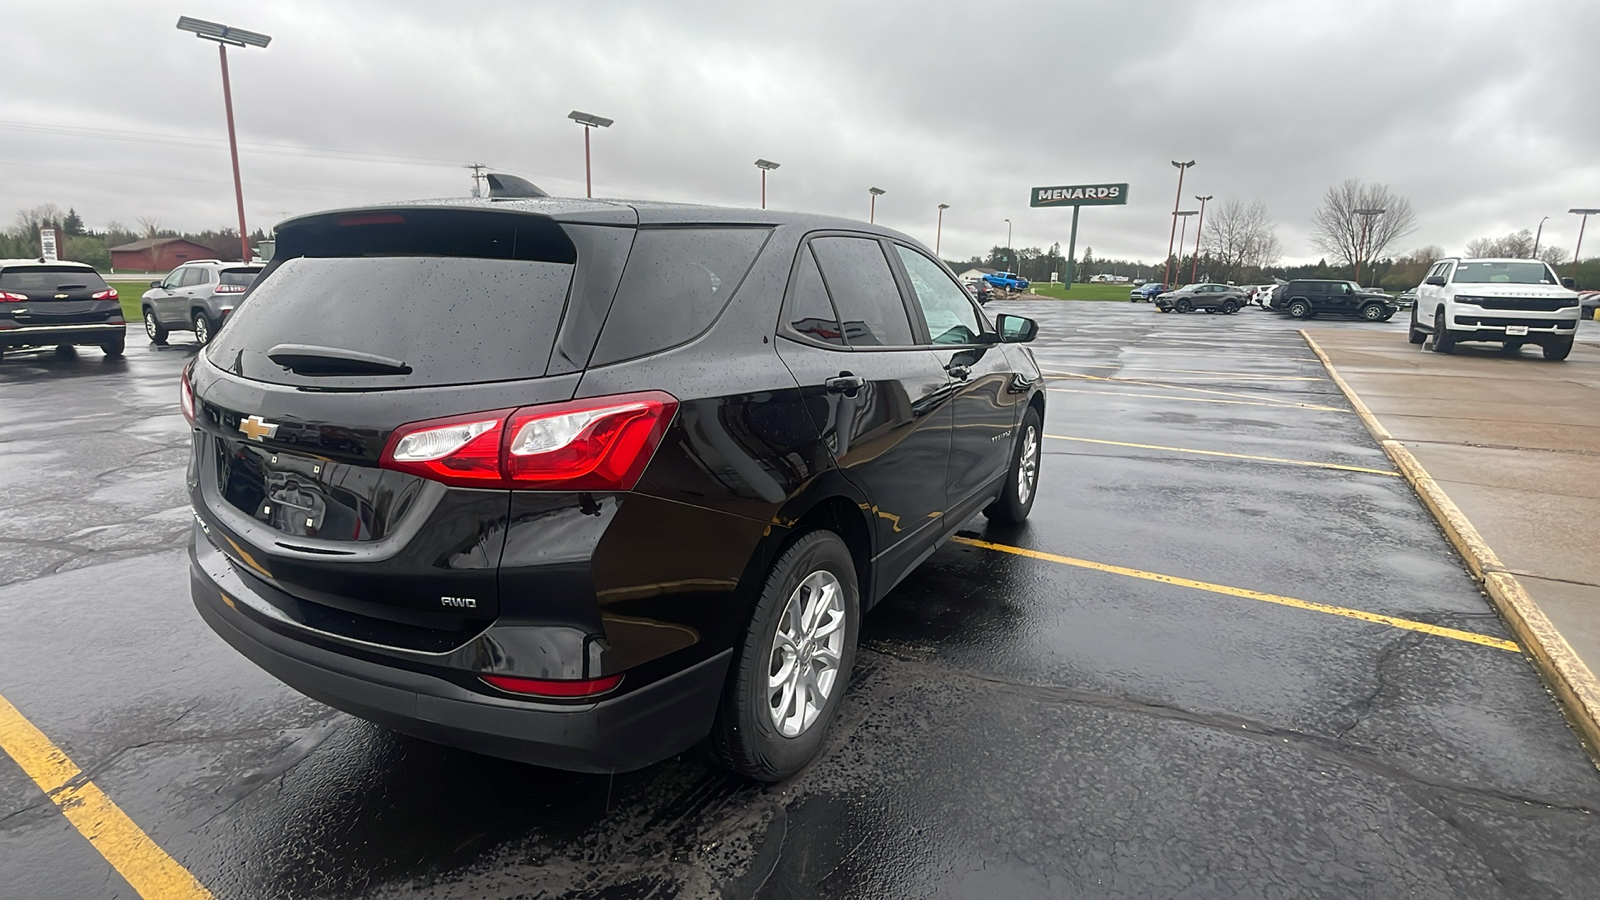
left=0, top=259, right=125, bottom=361
left=1407, top=257, right=1581, bottom=360
left=1129, top=282, right=1169, bottom=302
left=141, top=260, right=265, bottom=346
left=1154, top=283, right=1246, bottom=313
left=1270, top=280, right=1397, bottom=321
left=187, top=193, right=1046, bottom=782
left=982, top=271, right=1030, bottom=292
left=1579, top=291, right=1599, bottom=315
left=1395, top=288, right=1417, bottom=309
left=965, top=278, right=995, bottom=304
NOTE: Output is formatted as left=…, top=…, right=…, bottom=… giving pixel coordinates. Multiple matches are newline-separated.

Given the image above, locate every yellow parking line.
left=952, top=537, right=1520, bottom=653
left=1045, top=434, right=1401, bottom=477
left=0, top=692, right=211, bottom=899
left=1062, top=365, right=1326, bottom=381
left=1047, top=387, right=1354, bottom=413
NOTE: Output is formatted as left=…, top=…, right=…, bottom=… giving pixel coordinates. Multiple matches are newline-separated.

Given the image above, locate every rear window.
left=0, top=266, right=108, bottom=292
left=219, top=267, right=261, bottom=286
left=204, top=256, right=573, bottom=387
left=589, top=227, right=770, bottom=366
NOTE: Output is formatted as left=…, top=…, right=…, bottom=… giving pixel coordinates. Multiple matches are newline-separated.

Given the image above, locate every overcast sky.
left=6, top=0, right=1598, bottom=264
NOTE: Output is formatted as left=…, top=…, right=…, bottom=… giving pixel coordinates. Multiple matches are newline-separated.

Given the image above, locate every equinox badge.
left=238, top=415, right=279, bottom=441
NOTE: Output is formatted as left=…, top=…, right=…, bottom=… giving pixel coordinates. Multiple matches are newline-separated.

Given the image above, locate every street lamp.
left=936, top=204, right=949, bottom=256
left=1004, top=218, right=1012, bottom=269
left=1174, top=211, right=1198, bottom=281
left=1164, top=160, right=1196, bottom=287
left=176, top=16, right=271, bottom=264
left=1352, top=207, right=1385, bottom=285
left=1570, top=208, right=1600, bottom=284
left=755, top=159, right=779, bottom=209
left=1533, top=216, right=1551, bottom=258
left=568, top=111, right=614, bottom=198
left=1191, top=194, right=1213, bottom=283
left=868, top=187, right=885, bottom=223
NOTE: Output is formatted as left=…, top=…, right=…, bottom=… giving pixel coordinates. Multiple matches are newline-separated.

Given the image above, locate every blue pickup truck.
left=983, top=271, right=1030, bottom=292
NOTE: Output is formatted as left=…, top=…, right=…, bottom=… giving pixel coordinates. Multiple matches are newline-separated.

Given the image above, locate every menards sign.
left=1030, top=183, right=1129, bottom=207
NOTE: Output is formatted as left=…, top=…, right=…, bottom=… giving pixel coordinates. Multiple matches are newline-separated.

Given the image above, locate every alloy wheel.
left=193, top=314, right=210, bottom=345
left=1017, top=424, right=1039, bottom=505
left=144, top=311, right=159, bottom=341
left=767, top=570, right=846, bottom=738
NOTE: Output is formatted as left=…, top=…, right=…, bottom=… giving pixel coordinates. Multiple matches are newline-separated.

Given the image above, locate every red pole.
left=1572, top=214, right=1589, bottom=284
left=218, top=43, right=251, bottom=263
left=1176, top=215, right=1189, bottom=283
left=1164, top=167, right=1187, bottom=287
left=1190, top=197, right=1208, bottom=283
left=584, top=125, right=592, bottom=198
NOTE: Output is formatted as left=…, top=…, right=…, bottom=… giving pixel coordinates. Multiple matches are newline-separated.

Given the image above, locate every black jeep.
left=1269, top=280, right=1397, bottom=321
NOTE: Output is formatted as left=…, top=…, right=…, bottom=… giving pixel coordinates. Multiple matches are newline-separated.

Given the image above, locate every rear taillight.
left=481, top=673, right=623, bottom=698
left=215, top=284, right=247, bottom=294
left=379, top=391, right=678, bottom=491
left=91, top=288, right=118, bottom=300
left=180, top=365, right=195, bottom=424
left=0, top=292, right=25, bottom=302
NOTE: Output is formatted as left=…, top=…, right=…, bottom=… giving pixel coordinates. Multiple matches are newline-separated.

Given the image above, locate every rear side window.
left=185, top=268, right=212, bottom=286
left=590, top=227, right=769, bottom=366
left=205, top=256, right=573, bottom=387
left=783, top=247, right=846, bottom=346
left=810, top=237, right=913, bottom=347
left=0, top=266, right=108, bottom=292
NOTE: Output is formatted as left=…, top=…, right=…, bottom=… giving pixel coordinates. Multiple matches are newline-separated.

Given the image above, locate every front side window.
left=1452, top=261, right=1559, bottom=285
left=162, top=269, right=185, bottom=290
left=809, top=237, right=913, bottom=347
left=895, top=246, right=983, bottom=345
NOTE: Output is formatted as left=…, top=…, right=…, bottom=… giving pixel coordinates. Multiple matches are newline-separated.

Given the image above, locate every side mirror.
left=995, top=313, right=1038, bottom=343
left=1424, top=275, right=1447, bottom=287
left=1562, top=277, right=1577, bottom=290
left=150, top=280, right=161, bottom=288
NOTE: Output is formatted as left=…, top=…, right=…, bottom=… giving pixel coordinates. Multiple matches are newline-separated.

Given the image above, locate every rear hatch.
left=214, top=266, right=262, bottom=301
left=0, top=265, right=121, bottom=326
left=190, top=208, right=622, bottom=645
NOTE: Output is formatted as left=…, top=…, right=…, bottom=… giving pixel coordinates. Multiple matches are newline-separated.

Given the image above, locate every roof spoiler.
left=486, top=173, right=549, bottom=199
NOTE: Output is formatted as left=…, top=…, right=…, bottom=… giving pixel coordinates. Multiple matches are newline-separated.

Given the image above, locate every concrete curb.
left=1301, top=329, right=1600, bottom=768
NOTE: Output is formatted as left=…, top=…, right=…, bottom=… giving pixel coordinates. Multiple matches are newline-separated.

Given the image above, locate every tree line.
left=0, top=203, right=266, bottom=271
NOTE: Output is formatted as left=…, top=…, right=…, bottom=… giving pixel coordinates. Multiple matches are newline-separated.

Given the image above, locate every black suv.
left=0, top=259, right=126, bottom=361
left=1269, top=280, right=1397, bottom=321
left=187, top=192, right=1045, bottom=781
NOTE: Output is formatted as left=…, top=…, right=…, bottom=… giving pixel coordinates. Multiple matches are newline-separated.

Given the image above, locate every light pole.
left=176, top=16, right=270, bottom=264
left=1174, top=210, right=1197, bottom=283
left=1164, top=160, right=1195, bottom=287
left=1352, top=207, right=1385, bottom=285
left=1570, top=208, right=1600, bottom=285
left=1004, top=218, right=1012, bottom=270
left=869, top=187, right=885, bottom=223
left=1191, top=194, right=1213, bottom=283
left=936, top=204, right=949, bottom=256
left=1533, top=216, right=1550, bottom=258
left=568, top=111, right=614, bottom=198
left=754, top=159, right=779, bottom=209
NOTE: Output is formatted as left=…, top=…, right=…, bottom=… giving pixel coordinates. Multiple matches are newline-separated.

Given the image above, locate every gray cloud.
left=6, top=0, right=1598, bottom=263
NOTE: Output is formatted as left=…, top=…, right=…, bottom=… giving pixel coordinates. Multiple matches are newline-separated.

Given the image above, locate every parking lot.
left=3, top=303, right=1599, bottom=898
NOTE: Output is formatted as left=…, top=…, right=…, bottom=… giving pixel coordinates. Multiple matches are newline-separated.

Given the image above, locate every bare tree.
left=1310, top=179, right=1418, bottom=269
left=1465, top=229, right=1537, bottom=258
left=1201, top=199, right=1280, bottom=282
left=1398, top=245, right=1446, bottom=266
left=1538, top=245, right=1569, bottom=268
left=15, top=203, right=63, bottom=234
left=136, top=216, right=162, bottom=239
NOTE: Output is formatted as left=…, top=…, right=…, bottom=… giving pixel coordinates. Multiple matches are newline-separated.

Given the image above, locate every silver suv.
left=1408, top=257, right=1581, bottom=360
left=141, top=260, right=263, bottom=346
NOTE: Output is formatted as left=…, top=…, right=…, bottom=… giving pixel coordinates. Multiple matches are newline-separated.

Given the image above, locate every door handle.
left=825, top=373, right=865, bottom=396
left=947, top=364, right=971, bottom=381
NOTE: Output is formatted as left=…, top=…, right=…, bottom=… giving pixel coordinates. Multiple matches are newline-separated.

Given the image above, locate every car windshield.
left=1452, top=262, right=1558, bottom=285
left=0, top=266, right=108, bottom=292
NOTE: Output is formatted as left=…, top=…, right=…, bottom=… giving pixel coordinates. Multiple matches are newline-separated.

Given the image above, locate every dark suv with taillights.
left=0, top=260, right=126, bottom=360
left=187, top=188, right=1045, bottom=781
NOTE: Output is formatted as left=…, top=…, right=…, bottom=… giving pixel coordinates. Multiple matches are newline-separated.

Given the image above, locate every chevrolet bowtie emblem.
left=238, top=415, right=278, bottom=442
left=54, top=293, right=68, bottom=299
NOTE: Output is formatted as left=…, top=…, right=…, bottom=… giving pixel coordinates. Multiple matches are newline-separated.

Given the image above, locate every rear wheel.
left=1286, top=299, right=1311, bottom=319
left=712, top=529, right=859, bottom=782
left=101, top=333, right=125, bottom=358
left=1431, top=308, right=1456, bottom=353
left=143, top=309, right=168, bottom=345
left=1220, top=300, right=1238, bottom=315
left=193, top=311, right=215, bottom=346
left=1542, top=337, right=1573, bottom=361
left=1359, top=302, right=1386, bottom=321
left=985, top=407, right=1041, bottom=524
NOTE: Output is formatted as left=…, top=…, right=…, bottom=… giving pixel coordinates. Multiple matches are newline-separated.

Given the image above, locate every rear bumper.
left=191, top=545, right=732, bottom=773
left=0, top=322, right=125, bottom=346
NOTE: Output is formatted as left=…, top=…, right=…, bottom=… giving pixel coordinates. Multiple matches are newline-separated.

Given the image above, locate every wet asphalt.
left=2, top=304, right=1598, bottom=899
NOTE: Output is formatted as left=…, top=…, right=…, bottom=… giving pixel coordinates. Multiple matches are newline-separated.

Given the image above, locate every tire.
left=1202, top=308, right=1215, bottom=314
left=101, top=332, right=125, bottom=358
left=1431, top=308, right=1456, bottom=353
left=1359, top=302, right=1386, bottom=321
left=1220, top=300, right=1238, bottom=315
left=1500, top=342, right=1523, bottom=354
left=193, top=311, right=215, bottom=346
left=1175, top=299, right=1192, bottom=313
left=1407, top=305, right=1427, bottom=344
left=984, top=407, right=1042, bottom=524
left=1286, top=299, right=1311, bottom=319
left=143, top=308, right=168, bottom=345
left=1542, top=337, right=1573, bottom=361
left=711, top=529, right=859, bottom=782
left=1379, top=311, right=1395, bottom=322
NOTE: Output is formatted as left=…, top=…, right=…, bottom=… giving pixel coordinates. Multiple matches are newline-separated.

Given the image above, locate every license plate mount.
left=1505, top=325, right=1529, bottom=336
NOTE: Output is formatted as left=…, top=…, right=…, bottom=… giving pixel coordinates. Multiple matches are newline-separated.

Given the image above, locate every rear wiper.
left=267, top=344, right=412, bottom=376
